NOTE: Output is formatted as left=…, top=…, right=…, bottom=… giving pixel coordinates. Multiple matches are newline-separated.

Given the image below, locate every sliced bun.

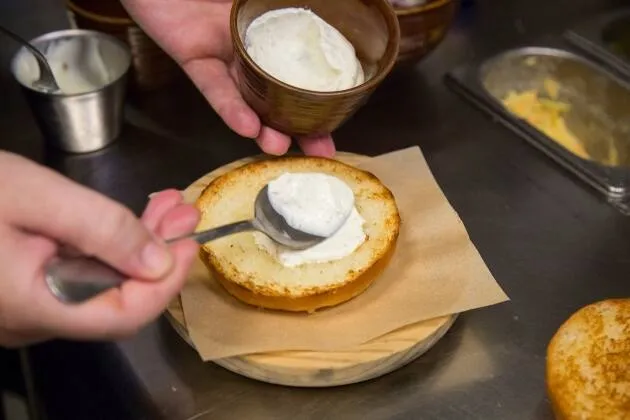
left=195, top=156, right=400, bottom=313
left=546, top=298, right=630, bottom=420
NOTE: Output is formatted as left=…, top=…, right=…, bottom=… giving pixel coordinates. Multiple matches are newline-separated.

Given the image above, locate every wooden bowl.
left=66, top=0, right=181, bottom=91
left=394, top=0, right=457, bottom=66
left=230, top=0, right=401, bottom=137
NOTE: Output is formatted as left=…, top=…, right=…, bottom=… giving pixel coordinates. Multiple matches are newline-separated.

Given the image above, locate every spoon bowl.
left=253, top=185, right=327, bottom=249
left=171, top=185, right=328, bottom=250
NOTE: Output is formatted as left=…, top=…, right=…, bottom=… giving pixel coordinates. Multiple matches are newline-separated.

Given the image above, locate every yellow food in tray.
left=543, top=78, right=559, bottom=99
left=502, top=79, right=590, bottom=160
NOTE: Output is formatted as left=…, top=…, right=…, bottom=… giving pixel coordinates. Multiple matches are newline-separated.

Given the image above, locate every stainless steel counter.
left=1, top=0, right=629, bottom=418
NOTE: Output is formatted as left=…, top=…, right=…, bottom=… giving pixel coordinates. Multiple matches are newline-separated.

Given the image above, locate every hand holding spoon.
left=45, top=186, right=334, bottom=303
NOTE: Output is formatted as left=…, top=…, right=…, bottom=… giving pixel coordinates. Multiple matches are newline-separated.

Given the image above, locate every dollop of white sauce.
left=259, top=172, right=366, bottom=267
left=244, top=7, right=365, bottom=92
left=255, top=207, right=366, bottom=267
left=268, top=172, right=354, bottom=237
left=14, top=37, right=111, bottom=94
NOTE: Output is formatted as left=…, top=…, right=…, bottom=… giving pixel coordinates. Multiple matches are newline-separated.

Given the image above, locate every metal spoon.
left=0, top=25, right=60, bottom=93
left=45, top=185, right=331, bottom=304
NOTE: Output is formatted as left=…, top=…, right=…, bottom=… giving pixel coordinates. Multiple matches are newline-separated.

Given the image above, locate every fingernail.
left=141, top=241, right=173, bottom=277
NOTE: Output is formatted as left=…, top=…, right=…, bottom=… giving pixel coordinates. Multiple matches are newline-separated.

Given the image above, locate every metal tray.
left=445, top=39, right=630, bottom=214
left=565, top=8, right=630, bottom=80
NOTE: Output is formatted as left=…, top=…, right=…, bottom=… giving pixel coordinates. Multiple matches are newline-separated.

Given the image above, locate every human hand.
left=0, top=152, right=199, bottom=347
left=121, top=0, right=336, bottom=157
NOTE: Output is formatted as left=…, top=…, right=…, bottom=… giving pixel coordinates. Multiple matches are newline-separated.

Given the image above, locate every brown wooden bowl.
left=230, top=0, right=401, bottom=137
left=394, top=0, right=457, bottom=66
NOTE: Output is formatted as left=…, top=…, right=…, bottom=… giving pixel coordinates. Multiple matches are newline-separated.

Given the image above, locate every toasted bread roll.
left=195, top=156, right=400, bottom=312
left=546, top=298, right=630, bottom=420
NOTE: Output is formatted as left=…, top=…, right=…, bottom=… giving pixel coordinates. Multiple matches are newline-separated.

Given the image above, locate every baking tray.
left=445, top=38, right=630, bottom=214
left=565, top=8, right=630, bottom=80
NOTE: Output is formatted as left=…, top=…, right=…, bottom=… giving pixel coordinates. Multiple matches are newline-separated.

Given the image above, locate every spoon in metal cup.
left=45, top=185, right=335, bottom=304
left=0, top=25, right=60, bottom=93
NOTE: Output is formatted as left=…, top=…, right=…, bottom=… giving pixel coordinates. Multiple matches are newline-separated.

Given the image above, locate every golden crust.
left=546, top=298, right=630, bottom=420
left=201, top=243, right=396, bottom=313
left=195, top=156, right=400, bottom=312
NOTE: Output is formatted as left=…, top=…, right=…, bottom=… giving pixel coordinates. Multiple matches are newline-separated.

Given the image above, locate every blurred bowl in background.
left=230, top=0, right=400, bottom=137
left=393, top=0, right=457, bottom=67
left=65, top=0, right=182, bottom=91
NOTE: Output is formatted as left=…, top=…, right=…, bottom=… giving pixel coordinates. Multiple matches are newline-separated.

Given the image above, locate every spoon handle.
left=0, top=25, right=59, bottom=92
left=181, top=220, right=256, bottom=245
left=45, top=220, right=257, bottom=304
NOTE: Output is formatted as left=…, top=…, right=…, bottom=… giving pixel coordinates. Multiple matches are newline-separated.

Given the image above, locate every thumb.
left=3, top=153, right=173, bottom=279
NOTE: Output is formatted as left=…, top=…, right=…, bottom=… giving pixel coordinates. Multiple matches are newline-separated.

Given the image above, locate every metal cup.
left=10, top=29, right=132, bottom=153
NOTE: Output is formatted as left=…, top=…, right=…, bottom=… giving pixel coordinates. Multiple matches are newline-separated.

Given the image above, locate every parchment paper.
left=177, top=146, right=509, bottom=361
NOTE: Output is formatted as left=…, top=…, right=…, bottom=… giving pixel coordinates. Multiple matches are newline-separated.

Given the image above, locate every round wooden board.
left=166, top=152, right=457, bottom=387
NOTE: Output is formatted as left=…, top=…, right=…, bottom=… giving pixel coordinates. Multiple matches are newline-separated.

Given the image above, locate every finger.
left=34, top=239, right=199, bottom=340
left=255, top=126, right=291, bottom=155
left=0, top=228, right=58, bottom=346
left=297, top=134, right=336, bottom=157
left=141, top=189, right=183, bottom=231
left=27, top=208, right=199, bottom=340
left=117, top=239, right=197, bottom=326
left=155, top=204, right=200, bottom=240
left=121, top=203, right=198, bottom=286
left=183, top=58, right=260, bottom=139
left=111, top=239, right=199, bottom=337
left=0, top=329, right=45, bottom=348
left=2, top=154, right=173, bottom=280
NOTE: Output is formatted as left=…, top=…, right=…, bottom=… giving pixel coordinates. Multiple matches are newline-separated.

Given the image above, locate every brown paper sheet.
left=178, top=147, right=509, bottom=360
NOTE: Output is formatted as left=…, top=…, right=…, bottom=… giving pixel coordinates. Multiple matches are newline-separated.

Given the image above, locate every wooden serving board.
left=165, top=152, right=457, bottom=387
